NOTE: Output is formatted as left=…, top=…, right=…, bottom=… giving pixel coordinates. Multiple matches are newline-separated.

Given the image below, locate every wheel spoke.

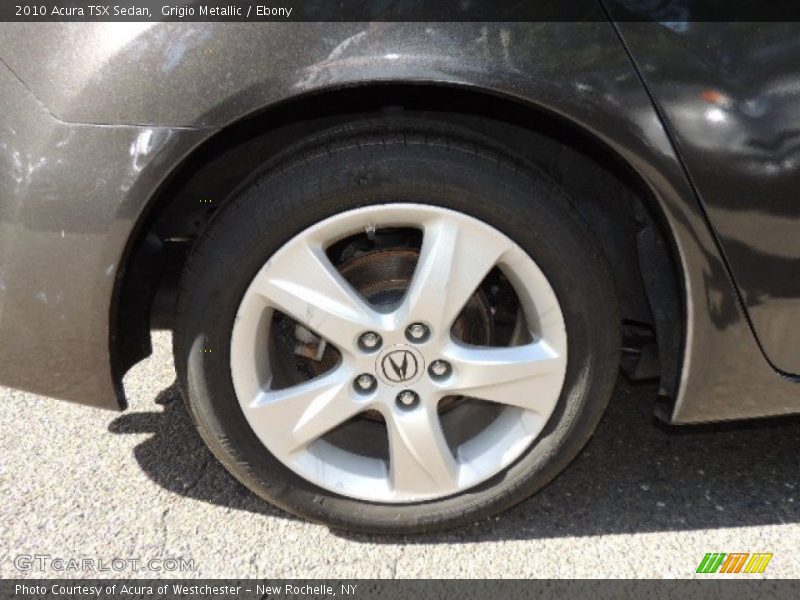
left=248, top=367, right=362, bottom=454
left=250, top=238, right=378, bottom=350
left=443, top=342, right=565, bottom=413
left=396, top=217, right=513, bottom=332
left=386, top=404, right=459, bottom=494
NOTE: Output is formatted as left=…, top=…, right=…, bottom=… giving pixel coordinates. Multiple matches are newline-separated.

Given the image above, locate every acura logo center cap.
left=376, top=345, right=425, bottom=387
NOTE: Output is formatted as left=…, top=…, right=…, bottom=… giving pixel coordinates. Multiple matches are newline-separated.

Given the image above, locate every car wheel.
left=174, top=118, right=620, bottom=533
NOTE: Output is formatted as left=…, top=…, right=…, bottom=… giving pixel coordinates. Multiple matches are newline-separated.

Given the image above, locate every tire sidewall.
left=176, top=129, right=620, bottom=533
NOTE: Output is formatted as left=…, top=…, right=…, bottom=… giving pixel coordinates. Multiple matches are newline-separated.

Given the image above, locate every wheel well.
left=111, top=83, right=684, bottom=405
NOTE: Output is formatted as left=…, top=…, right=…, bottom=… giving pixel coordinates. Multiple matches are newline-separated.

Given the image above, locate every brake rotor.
left=339, top=247, right=493, bottom=343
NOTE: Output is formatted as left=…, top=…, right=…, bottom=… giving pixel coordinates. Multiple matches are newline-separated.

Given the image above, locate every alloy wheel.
left=230, top=203, right=568, bottom=503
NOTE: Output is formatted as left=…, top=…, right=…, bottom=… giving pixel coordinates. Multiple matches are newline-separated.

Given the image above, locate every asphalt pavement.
left=1, top=332, right=798, bottom=579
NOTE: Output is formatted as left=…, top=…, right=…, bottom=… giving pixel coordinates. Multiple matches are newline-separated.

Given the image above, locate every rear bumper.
left=0, top=61, right=204, bottom=409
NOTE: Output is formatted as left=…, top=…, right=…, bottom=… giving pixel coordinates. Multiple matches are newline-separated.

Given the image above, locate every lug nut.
left=396, top=390, right=420, bottom=409
left=428, top=360, right=452, bottom=379
left=354, top=373, right=377, bottom=394
left=358, top=331, right=382, bottom=352
left=405, top=323, right=430, bottom=343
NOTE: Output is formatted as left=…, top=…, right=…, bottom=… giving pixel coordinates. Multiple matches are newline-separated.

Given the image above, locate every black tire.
left=174, top=118, right=620, bottom=533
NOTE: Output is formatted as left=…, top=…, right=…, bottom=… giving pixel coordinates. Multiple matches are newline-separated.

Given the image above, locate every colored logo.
left=696, top=552, right=772, bottom=574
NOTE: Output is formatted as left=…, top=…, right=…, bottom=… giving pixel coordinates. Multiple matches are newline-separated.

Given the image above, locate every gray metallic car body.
left=0, top=19, right=798, bottom=423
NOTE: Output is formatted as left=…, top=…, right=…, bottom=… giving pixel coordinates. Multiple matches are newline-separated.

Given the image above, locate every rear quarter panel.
left=0, top=19, right=797, bottom=421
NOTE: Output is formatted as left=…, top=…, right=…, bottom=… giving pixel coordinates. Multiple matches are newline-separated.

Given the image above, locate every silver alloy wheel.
left=230, top=204, right=567, bottom=503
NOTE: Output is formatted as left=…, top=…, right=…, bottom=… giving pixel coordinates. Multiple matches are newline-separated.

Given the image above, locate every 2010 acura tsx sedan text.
left=2, top=14, right=800, bottom=533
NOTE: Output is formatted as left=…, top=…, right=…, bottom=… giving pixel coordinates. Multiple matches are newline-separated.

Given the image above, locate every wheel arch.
left=110, top=82, right=685, bottom=412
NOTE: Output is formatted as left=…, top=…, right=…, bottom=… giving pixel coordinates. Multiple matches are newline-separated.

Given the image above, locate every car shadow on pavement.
left=108, top=384, right=293, bottom=521
left=108, top=378, right=800, bottom=542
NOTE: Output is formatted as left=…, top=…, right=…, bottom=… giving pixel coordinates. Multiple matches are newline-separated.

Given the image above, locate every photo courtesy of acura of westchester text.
left=0, top=0, right=799, bottom=594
